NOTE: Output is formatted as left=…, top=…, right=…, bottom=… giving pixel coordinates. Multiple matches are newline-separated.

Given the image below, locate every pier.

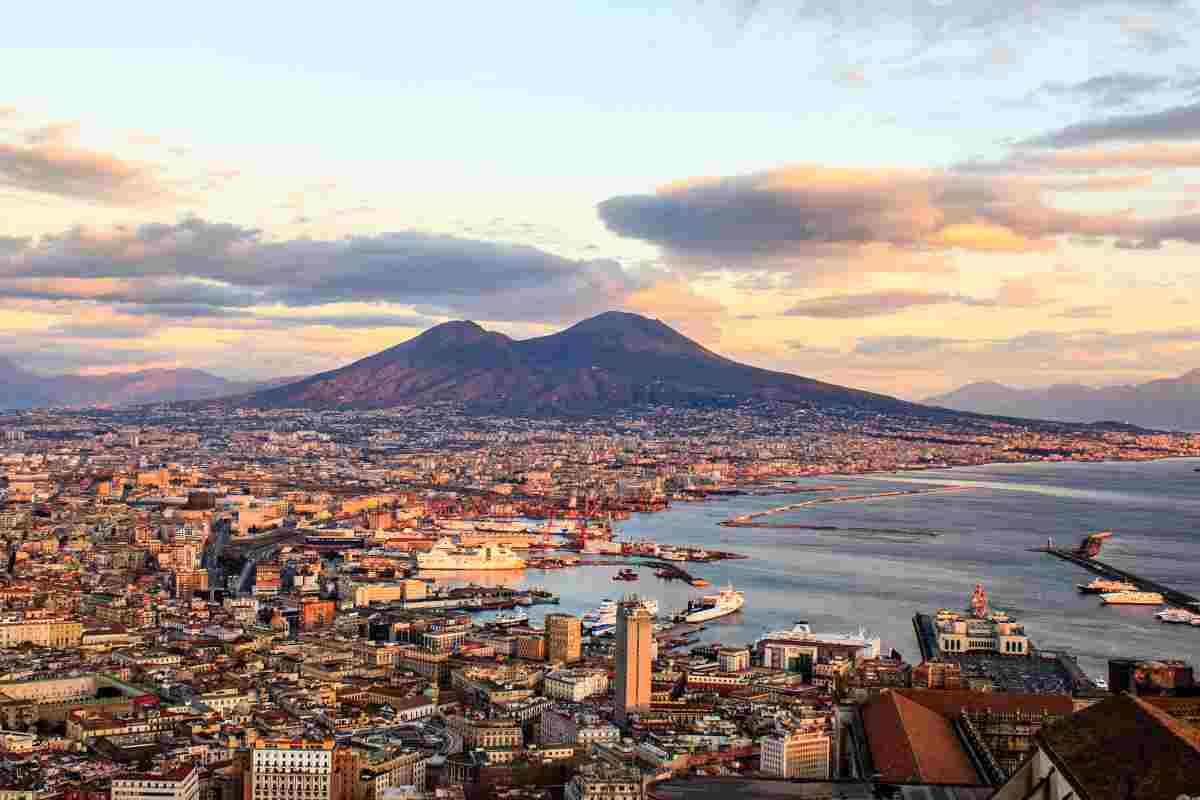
left=719, top=485, right=971, bottom=527
left=1040, top=546, right=1200, bottom=610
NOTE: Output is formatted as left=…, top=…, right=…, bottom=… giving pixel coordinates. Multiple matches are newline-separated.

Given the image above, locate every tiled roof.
left=1037, top=693, right=1200, bottom=800
left=862, top=691, right=980, bottom=785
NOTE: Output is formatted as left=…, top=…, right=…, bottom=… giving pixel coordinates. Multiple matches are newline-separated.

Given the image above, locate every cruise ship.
left=756, top=622, right=882, bottom=660
left=678, top=585, right=744, bottom=623
left=583, top=597, right=659, bottom=634
left=1078, top=577, right=1139, bottom=594
left=414, top=538, right=526, bottom=571
left=1100, top=591, right=1165, bottom=605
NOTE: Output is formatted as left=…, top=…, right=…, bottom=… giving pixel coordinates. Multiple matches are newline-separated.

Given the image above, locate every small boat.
left=1156, top=607, right=1198, bottom=624
left=1100, top=591, right=1165, bottom=605
left=1078, top=577, right=1138, bottom=594
left=613, top=568, right=639, bottom=581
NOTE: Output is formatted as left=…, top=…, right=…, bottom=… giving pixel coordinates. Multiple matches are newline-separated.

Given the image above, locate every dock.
left=1040, top=547, right=1200, bottom=610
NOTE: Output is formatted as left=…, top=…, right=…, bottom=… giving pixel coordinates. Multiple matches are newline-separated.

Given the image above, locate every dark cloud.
left=784, top=290, right=994, bottom=318
left=1023, top=100, right=1200, bottom=147
left=0, top=218, right=645, bottom=325
left=599, top=165, right=1200, bottom=276
left=1042, top=72, right=1169, bottom=108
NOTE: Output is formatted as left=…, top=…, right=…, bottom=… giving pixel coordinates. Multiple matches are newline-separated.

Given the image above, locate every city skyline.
left=3, top=1, right=1200, bottom=398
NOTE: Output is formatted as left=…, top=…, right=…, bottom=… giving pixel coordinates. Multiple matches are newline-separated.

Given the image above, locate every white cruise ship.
left=679, top=585, right=744, bottom=623
left=414, top=538, right=526, bottom=571
left=583, top=597, right=658, bottom=634
left=756, top=622, right=882, bottom=659
left=1100, top=591, right=1165, bottom=605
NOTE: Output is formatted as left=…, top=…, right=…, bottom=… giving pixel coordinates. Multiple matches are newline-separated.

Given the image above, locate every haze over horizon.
left=4, top=1, right=1200, bottom=399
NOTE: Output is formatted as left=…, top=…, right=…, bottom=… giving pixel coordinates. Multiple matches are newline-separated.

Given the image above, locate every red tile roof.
left=862, top=691, right=980, bottom=785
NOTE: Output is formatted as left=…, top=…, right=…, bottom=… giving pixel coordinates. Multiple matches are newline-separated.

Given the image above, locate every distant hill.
left=0, top=358, right=289, bottom=411
left=244, top=311, right=921, bottom=416
left=927, top=369, right=1200, bottom=430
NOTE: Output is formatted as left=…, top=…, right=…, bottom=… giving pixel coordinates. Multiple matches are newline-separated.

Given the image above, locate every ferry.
left=491, top=610, right=529, bottom=627
left=677, top=585, right=744, bottom=623
left=414, top=538, right=526, bottom=571
left=1100, top=591, right=1165, bottom=605
left=1156, top=607, right=1198, bottom=624
left=756, top=621, right=882, bottom=660
left=1077, top=577, right=1139, bottom=594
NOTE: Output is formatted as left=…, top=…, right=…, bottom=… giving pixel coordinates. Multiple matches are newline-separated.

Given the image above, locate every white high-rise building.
left=759, top=726, right=832, bottom=779
left=251, top=740, right=335, bottom=800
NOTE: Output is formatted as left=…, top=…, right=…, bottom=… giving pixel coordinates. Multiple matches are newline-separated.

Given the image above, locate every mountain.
left=927, top=369, right=1200, bottom=430
left=246, top=311, right=916, bottom=415
left=0, top=360, right=290, bottom=411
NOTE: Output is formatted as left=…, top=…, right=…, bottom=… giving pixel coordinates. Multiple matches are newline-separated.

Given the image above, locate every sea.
left=425, top=458, right=1200, bottom=678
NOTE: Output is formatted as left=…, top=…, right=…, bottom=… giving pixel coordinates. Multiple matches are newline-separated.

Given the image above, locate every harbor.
left=1037, top=532, right=1200, bottom=612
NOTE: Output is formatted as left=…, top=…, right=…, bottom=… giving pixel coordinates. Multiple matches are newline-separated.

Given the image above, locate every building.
left=516, top=634, right=545, bottom=661
left=541, top=708, right=620, bottom=746
left=301, top=600, right=336, bottom=629
left=759, top=725, right=832, bottom=779
left=912, top=660, right=964, bottom=689
left=717, top=647, right=750, bottom=673
left=613, top=596, right=653, bottom=723
left=934, top=586, right=1030, bottom=656
left=173, top=569, right=209, bottom=600
left=111, top=767, right=199, bottom=800
left=446, top=716, right=522, bottom=750
left=544, top=614, right=581, bottom=664
left=992, top=693, right=1200, bottom=800
left=543, top=669, right=608, bottom=702
left=250, top=739, right=335, bottom=800
left=564, top=764, right=642, bottom=800
left=0, top=618, right=83, bottom=649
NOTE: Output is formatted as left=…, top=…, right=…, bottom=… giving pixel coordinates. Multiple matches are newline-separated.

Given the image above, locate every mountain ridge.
left=927, top=371, right=1200, bottom=430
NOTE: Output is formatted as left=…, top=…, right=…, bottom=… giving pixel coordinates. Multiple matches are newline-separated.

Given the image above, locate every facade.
left=541, top=708, right=620, bottom=746
left=0, top=619, right=83, bottom=649
left=759, top=726, right=831, bottom=779
left=543, top=669, right=608, bottom=702
left=613, top=597, right=653, bottom=722
left=111, top=767, right=199, bottom=800
left=912, top=660, right=964, bottom=689
left=301, top=600, right=336, bottom=629
left=717, top=647, right=750, bottom=673
left=250, top=739, right=334, bottom=800
left=564, top=765, right=642, bottom=800
left=544, top=614, right=582, bottom=664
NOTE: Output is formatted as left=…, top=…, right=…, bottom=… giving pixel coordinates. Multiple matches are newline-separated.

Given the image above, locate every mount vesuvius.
left=238, top=311, right=919, bottom=416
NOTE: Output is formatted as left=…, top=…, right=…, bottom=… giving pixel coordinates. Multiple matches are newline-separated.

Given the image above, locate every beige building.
left=759, top=725, right=832, bottom=779
left=0, top=619, right=83, bottom=649
left=564, top=765, right=642, bottom=800
left=111, top=767, right=199, bottom=800
left=544, top=614, right=582, bottom=664
left=250, top=739, right=335, bottom=800
left=613, top=597, right=653, bottom=722
left=543, top=668, right=609, bottom=702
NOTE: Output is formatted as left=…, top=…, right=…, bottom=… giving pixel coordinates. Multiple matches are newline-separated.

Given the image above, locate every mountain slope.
left=927, top=369, right=1200, bottom=430
left=0, top=360, right=287, bottom=411
left=246, top=311, right=914, bottom=415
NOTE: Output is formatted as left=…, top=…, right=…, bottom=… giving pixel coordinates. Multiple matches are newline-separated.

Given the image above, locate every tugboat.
left=614, top=568, right=639, bottom=581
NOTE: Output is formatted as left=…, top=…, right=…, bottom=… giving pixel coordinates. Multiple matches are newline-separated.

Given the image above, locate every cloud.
left=1023, top=100, right=1200, bottom=147
left=1042, top=72, right=1169, bottom=108
left=1053, top=304, right=1112, bottom=318
left=1041, top=174, right=1153, bottom=192
left=0, top=129, right=170, bottom=205
left=1117, top=13, right=1189, bottom=52
left=957, top=143, right=1200, bottom=172
left=784, top=290, right=994, bottom=318
left=854, top=336, right=966, bottom=355
left=598, top=164, right=1200, bottom=274
left=0, top=217, right=648, bottom=325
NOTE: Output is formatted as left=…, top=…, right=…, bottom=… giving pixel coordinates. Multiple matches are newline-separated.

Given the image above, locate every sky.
left=3, top=0, right=1200, bottom=399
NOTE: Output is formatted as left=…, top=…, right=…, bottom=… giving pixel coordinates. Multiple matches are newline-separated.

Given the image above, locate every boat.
left=1100, top=591, right=1165, bottom=605
left=1078, top=577, right=1139, bottom=594
left=583, top=597, right=658, bottom=630
left=414, top=538, right=526, bottom=571
left=1156, top=607, right=1198, bottom=624
left=755, top=622, right=882, bottom=660
left=692, top=578, right=709, bottom=587
left=677, top=585, right=744, bottom=623
left=613, top=568, right=639, bottom=581
left=491, top=610, right=529, bottom=627
left=660, top=549, right=688, bottom=562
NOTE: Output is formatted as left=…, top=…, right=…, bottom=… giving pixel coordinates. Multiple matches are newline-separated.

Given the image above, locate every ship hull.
left=683, top=599, right=744, bottom=623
